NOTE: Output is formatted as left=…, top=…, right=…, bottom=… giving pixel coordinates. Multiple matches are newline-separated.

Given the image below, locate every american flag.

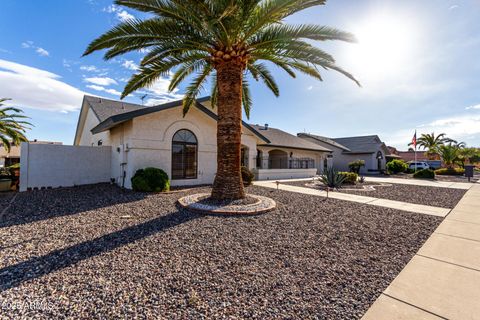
left=411, top=131, right=417, bottom=148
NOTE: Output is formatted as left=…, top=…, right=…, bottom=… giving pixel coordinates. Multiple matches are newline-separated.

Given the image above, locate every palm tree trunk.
left=211, top=61, right=246, bottom=200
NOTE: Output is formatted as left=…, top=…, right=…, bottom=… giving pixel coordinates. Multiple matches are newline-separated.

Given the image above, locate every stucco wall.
left=254, top=168, right=317, bottom=180
left=107, top=106, right=259, bottom=188
left=19, top=143, right=112, bottom=191
left=298, top=136, right=386, bottom=173
left=76, top=106, right=111, bottom=147
left=256, top=146, right=326, bottom=174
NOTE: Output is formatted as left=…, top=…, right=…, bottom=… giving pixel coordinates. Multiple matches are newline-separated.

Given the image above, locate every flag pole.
left=414, top=130, right=417, bottom=172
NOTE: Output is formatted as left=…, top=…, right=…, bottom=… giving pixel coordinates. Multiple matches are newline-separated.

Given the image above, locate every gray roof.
left=252, top=125, right=331, bottom=152
left=85, top=95, right=147, bottom=122
left=332, top=135, right=382, bottom=154
left=86, top=95, right=270, bottom=143
left=297, top=133, right=351, bottom=151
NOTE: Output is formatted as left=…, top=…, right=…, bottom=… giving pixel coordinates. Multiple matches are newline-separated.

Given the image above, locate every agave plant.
left=83, top=0, right=359, bottom=200
left=319, top=167, right=346, bottom=190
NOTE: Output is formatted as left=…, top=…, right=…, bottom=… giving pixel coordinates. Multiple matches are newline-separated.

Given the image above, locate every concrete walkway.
left=254, top=181, right=451, bottom=217
left=362, top=183, right=480, bottom=320
left=363, top=176, right=473, bottom=190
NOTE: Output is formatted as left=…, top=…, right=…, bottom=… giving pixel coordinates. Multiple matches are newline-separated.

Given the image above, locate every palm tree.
left=0, top=98, right=31, bottom=152
left=84, top=0, right=360, bottom=199
left=438, top=143, right=459, bottom=168
left=409, top=132, right=453, bottom=160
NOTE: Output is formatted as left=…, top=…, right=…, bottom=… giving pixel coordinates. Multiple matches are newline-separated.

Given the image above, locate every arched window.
left=172, top=129, right=198, bottom=179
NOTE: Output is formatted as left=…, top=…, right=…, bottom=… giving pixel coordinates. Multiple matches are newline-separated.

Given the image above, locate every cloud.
left=0, top=48, right=11, bottom=54
left=449, top=5, right=459, bottom=10
left=0, top=59, right=86, bottom=112
left=307, top=85, right=313, bottom=91
left=35, top=47, right=49, bottom=57
left=386, top=110, right=480, bottom=149
left=84, top=76, right=118, bottom=86
left=80, top=65, right=98, bottom=72
left=465, top=104, right=480, bottom=110
left=142, top=77, right=183, bottom=106
left=21, top=41, right=50, bottom=57
left=86, top=84, right=122, bottom=96
left=122, top=60, right=138, bottom=71
left=103, top=4, right=135, bottom=22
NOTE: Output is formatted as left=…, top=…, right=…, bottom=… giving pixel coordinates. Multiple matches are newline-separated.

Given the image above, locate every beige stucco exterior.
left=68, top=97, right=334, bottom=189
left=299, top=135, right=387, bottom=174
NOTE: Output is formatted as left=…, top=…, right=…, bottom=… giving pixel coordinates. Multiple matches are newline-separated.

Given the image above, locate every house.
left=391, top=148, right=442, bottom=169
left=69, top=95, right=331, bottom=189
left=297, top=133, right=391, bottom=174
left=1, top=140, right=61, bottom=168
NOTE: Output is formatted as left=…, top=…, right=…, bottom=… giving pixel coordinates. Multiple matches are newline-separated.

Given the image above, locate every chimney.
left=264, top=123, right=269, bottom=130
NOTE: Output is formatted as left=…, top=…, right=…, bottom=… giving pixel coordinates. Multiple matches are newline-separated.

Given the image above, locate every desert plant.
left=0, top=98, right=31, bottom=152
left=83, top=0, right=359, bottom=200
left=359, top=176, right=365, bottom=183
left=438, top=143, right=460, bottom=168
left=241, top=166, right=254, bottom=186
left=348, top=160, right=365, bottom=174
left=386, top=159, right=408, bottom=174
left=413, top=168, right=435, bottom=179
left=338, top=171, right=358, bottom=184
left=131, top=167, right=170, bottom=192
left=320, top=167, right=347, bottom=189
left=435, top=168, right=465, bottom=176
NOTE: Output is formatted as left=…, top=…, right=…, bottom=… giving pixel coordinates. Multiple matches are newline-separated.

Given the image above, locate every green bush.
left=241, top=166, right=254, bottom=186
left=348, top=160, right=365, bottom=174
left=320, top=167, right=347, bottom=189
left=413, top=169, right=435, bottom=179
left=338, top=171, right=358, bottom=184
left=386, top=159, right=408, bottom=174
left=131, top=167, right=170, bottom=192
left=435, top=168, right=465, bottom=176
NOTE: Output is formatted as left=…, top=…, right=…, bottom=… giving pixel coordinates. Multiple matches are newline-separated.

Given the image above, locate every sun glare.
left=345, top=14, right=418, bottom=81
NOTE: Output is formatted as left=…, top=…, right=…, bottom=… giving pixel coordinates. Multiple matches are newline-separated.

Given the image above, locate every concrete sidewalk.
left=362, top=183, right=480, bottom=320
left=254, top=181, right=451, bottom=217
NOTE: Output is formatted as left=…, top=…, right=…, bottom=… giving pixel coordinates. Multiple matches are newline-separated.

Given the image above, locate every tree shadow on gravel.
left=0, top=209, right=199, bottom=292
left=0, top=184, right=149, bottom=228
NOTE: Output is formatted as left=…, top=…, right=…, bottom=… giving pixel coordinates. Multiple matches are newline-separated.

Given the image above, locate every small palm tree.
left=409, top=132, right=453, bottom=160
left=438, top=143, right=459, bottom=168
left=84, top=0, right=360, bottom=199
left=0, top=98, right=31, bottom=152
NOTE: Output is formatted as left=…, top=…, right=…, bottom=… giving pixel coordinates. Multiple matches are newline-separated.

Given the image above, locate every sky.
left=1, top=0, right=479, bottom=149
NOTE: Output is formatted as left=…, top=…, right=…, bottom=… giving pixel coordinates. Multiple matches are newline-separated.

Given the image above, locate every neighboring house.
left=0, top=140, right=61, bottom=167
left=298, top=133, right=391, bottom=174
left=71, top=95, right=331, bottom=189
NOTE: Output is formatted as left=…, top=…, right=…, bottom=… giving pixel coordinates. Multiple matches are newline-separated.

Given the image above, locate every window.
left=172, top=129, right=197, bottom=179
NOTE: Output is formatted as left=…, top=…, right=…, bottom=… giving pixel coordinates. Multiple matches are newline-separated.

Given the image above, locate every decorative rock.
left=178, top=193, right=276, bottom=215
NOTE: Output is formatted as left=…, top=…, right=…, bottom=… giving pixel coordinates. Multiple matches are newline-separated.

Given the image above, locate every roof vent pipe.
left=265, top=123, right=269, bottom=130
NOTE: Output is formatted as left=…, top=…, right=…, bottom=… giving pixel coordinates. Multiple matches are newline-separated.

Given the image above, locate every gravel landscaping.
left=0, top=184, right=441, bottom=319
left=283, top=180, right=467, bottom=208
left=382, top=173, right=479, bottom=183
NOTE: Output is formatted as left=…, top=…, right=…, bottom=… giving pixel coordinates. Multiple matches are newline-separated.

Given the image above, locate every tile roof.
left=252, top=125, right=331, bottom=152
left=297, top=133, right=351, bottom=151
left=84, top=95, right=147, bottom=122
left=85, top=95, right=270, bottom=143
left=332, top=135, right=382, bottom=153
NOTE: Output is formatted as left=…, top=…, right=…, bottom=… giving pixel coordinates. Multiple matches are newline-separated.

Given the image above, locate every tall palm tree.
left=0, top=98, right=31, bottom=152
left=409, top=132, right=454, bottom=160
left=84, top=0, right=360, bottom=199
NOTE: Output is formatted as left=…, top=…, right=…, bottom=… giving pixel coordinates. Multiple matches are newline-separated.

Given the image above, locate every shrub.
left=241, top=166, right=254, bottom=186
left=386, top=159, right=408, bottom=174
left=131, top=167, right=170, bottom=192
left=348, top=160, right=365, bottom=174
left=338, top=171, right=358, bottom=184
left=435, top=168, right=465, bottom=176
left=320, top=167, right=347, bottom=189
left=413, top=169, right=435, bottom=179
